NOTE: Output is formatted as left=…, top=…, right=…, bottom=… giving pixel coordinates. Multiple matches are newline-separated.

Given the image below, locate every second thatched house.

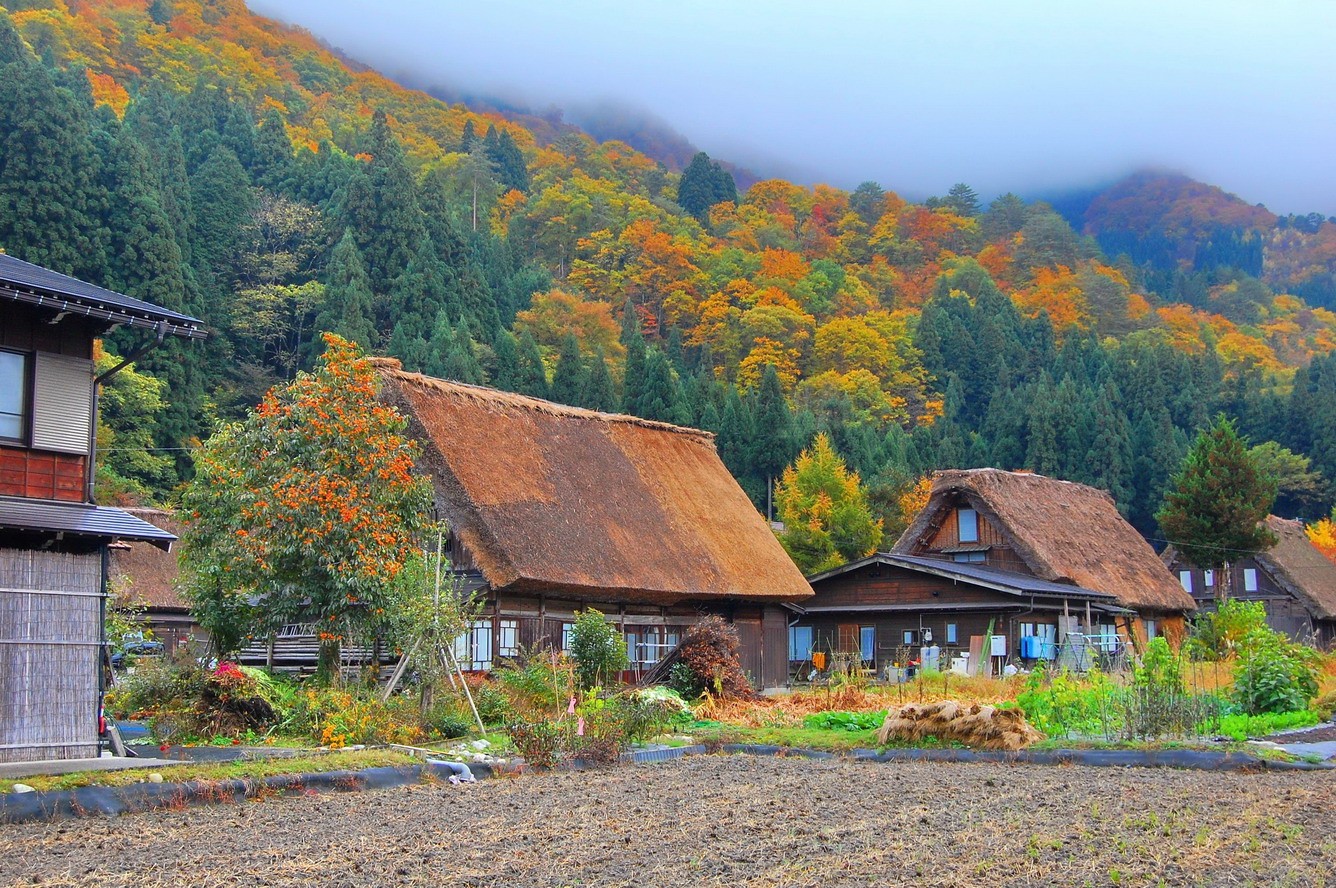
left=892, top=469, right=1196, bottom=642
left=373, top=359, right=813, bottom=690
left=790, top=469, right=1195, bottom=678
left=1164, top=515, right=1336, bottom=647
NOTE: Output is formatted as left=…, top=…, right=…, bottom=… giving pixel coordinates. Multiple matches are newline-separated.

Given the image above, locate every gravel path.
left=2, top=755, right=1332, bottom=887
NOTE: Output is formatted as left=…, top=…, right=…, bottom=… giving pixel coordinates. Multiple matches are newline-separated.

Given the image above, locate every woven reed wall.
left=0, top=548, right=102, bottom=763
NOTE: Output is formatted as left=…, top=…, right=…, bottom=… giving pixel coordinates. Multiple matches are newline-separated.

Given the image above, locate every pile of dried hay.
left=874, top=701, right=1044, bottom=751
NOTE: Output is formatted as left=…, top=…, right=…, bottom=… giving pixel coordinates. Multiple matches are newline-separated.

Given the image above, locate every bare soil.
left=2, top=755, right=1332, bottom=887
left=1269, top=722, right=1336, bottom=743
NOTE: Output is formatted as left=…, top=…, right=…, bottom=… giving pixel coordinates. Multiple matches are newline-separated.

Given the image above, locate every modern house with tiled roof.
left=0, top=253, right=204, bottom=763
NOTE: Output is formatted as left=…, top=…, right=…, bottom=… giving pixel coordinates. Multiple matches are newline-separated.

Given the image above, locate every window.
left=957, top=508, right=979, bottom=543
left=1243, top=568, right=1259, bottom=592
left=953, top=551, right=985, bottom=563
left=1145, top=620, right=1158, bottom=640
left=498, top=619, right=518, bottom=658
left=789, top=625, right=813, bottom=661
left=860, top=626, right=875, bottom=662
left=0, top=350, right=28, bottom=441
left=626, top=626, right=669, bottom=665
left=561, top=622, right=574, bottom=652
left=902, top=629, right=919, bottom=645
left=1179, top=570, right=1193, bottom=594
left=945, top=623, right=958, bottom=645
left=1204, top=569, right=1215, bottom=588
left=454, top=619, right=493, bottom=670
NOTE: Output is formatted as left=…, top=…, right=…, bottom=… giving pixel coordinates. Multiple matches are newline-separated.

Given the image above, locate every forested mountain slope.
left=2, top=0, right=1335, bottom=539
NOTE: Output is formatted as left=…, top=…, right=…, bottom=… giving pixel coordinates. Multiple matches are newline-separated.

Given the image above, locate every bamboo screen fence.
left=0, top=548, right=102, bottom=763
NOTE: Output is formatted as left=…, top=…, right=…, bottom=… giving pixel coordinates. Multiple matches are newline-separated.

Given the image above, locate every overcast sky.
left=252, top=0, right=1335, bottom=215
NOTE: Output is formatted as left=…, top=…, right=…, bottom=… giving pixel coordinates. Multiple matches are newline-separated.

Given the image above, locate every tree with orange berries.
left=181, top=334, right=432, bottom=681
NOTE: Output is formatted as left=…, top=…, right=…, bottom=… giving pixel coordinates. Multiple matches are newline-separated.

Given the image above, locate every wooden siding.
left=0, top=548, right=102, bottom=763
left=0, top=304, right=97, bottom=360
left=916, top=503, right=1030, bottom=573
left=811, top=562, right=1022, bottom=608
left=0, top=447, right=86, bottom=501
left=927, top=506, right=1007, bottom=549
left=1168, top=558, right=1327, bottom=645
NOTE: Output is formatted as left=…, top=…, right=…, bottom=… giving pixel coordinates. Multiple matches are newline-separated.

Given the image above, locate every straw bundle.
left=875, top=700, right=1044, bottom=750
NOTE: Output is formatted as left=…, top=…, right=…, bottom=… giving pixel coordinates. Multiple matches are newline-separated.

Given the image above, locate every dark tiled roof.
left=0, top=496, right=177, bottom=550
left=807, top=553, right=1124, bottom=612
left=0, top=253, right=205, bottom=339
left=886, top=555, right=1118, bottom=601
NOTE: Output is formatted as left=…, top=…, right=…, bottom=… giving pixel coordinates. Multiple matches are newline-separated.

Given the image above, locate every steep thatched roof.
left=894, top=469, right=1195, bottom=613
left=1255, top=516, right=1336, bottom=620
left=108, top=508, right=188, bottom=611
left=374, top=360, right=812, bottom=605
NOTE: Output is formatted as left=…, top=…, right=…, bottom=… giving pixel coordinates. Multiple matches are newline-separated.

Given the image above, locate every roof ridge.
left=373, top=358, right=716, bottom=442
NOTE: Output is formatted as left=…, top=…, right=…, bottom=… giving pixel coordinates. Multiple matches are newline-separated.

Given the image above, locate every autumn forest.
left=3, top=0, right=1336, bottom=548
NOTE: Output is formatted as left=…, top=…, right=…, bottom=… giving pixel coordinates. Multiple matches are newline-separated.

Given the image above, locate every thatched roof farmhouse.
left=374, top=359, right=811, bottom=688
left=1165, top=515, right=1336, bottom=647
left=890, top=469, right=1193, bottom=647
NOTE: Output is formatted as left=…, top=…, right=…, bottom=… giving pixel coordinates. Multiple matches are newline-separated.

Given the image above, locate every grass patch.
left=0, top=748, right=420, bottom=794
left=688, top=720, right=882, bottom=751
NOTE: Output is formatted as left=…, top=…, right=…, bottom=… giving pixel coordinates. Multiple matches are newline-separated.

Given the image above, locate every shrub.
left=569, top=609, right=629, bottom=689
left=495, top=647, right=577, bottom=717
left=1186, top=599, right=1271, bottom=660
left=288, top=686, right=424, bottom=748
left=1314, top=689, right=1336, bottom=722
left=675, top=616, right=755, bottom=700
left=667, top=661, right=702, bottom=698
left=1233, top=634, right=1320, bottom=715
left=468, top=679, right=517, bottom=726
left=508, top=719, right=565, bottom=769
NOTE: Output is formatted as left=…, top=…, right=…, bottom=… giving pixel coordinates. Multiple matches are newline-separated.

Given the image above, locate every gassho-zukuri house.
left=789, top=469, right=1196, bottom=677
left=372, top=358, right=814, bottom=690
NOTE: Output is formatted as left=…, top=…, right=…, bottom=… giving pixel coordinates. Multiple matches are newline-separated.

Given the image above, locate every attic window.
left=1179, top=570, right=1193, bottom=594
left=1204, top=569, right=1215, bottom=588
left=1243, top=568, right=1258, bottom=592
left=957, top=508, right=978, bottom=543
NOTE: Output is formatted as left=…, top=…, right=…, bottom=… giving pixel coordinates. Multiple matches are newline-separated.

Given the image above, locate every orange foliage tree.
left=180, top=335, right=431, bottom=680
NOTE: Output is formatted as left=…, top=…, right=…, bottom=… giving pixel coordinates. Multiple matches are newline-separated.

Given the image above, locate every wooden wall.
left=0, top=448, right=85, bottom=501
left=0, top=548, right=103, bottom=763
left=0, top=304, right=97, bottom=360
left=1, top=302, right=95, bottom=502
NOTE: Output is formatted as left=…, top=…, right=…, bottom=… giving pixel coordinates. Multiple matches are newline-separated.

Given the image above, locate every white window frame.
left=1179, top=570, right=1193, bottom=593
left=454, top=619, right=493, bottom=670
left=1145, top=619, right=1158, bottom=640
left=957, top=507, right=979, bottom=543
left=561, top=622, right=574, bottom=652
left=1204, top=569, right=1215, bottom=588
left=498, top=619, right=519, bottom=658
left=1243, top=568, right=1259, bottom=592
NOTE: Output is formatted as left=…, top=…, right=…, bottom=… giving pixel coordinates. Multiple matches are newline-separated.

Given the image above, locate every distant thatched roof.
left=374, top=359, right=812, bottom=605
left=894, top=469, right=1195, bottom=613
left=109, top=508, right=188, bottom=611
left=1255, top=516, right=1336, bottom=620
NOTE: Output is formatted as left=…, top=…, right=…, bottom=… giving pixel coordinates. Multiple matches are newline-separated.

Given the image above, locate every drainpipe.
left=86, top=323, right=167, bottom=502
